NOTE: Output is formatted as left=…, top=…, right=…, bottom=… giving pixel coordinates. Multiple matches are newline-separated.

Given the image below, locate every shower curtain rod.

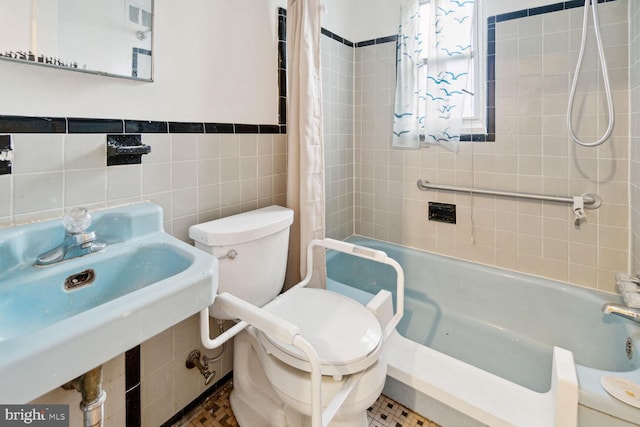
left=416, top=179, right=602, bottom=209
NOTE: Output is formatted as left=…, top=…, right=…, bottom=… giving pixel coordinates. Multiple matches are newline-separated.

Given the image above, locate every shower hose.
left=566, top=0, right=615, bottom=147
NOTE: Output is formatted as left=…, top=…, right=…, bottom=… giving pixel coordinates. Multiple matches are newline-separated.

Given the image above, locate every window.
left=417, top=1, right=486, bottom=138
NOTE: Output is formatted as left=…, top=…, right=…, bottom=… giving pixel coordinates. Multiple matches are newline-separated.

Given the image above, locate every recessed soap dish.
left=106, top=134, right=151, bottom=166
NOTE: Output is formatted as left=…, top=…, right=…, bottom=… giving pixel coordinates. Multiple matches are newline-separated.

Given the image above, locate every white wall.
left=0, top=0, right=286, bottom=123
left=322, top=0, right=400, bottom=42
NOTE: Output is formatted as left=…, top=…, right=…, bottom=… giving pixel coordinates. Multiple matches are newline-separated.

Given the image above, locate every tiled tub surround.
left=0, top=127, right=287, bottom=425
left=322, top=32, right=355, bottom=241
left=339, top=0, right=630, bottom=292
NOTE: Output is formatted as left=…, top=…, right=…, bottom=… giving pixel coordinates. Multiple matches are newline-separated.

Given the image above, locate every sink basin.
left=0, top=202, right=218, bottom=403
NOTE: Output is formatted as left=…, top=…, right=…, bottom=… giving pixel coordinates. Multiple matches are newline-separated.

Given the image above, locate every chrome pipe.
left=185, top=350, right=216, bottom=385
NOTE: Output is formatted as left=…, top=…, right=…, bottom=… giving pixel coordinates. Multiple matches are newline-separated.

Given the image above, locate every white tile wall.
left=322, top=35, right=355, bottom=240
left=2, top=132, right=287, bottom=229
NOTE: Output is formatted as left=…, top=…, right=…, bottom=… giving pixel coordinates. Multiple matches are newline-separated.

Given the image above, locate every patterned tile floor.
left=175, top=379, right=441, bottom=427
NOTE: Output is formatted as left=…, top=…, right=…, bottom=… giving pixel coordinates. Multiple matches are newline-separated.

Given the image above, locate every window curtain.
left=392, top=0, right=475, bottom=152
left=424, top=0, right=475, bottom=152
left=285, top=0, right=327, bottom=290
left=392, top=0, right=422, bottom=149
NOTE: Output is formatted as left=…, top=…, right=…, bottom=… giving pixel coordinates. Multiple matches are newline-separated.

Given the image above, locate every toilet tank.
left=189, top=205, right=294, bottom=319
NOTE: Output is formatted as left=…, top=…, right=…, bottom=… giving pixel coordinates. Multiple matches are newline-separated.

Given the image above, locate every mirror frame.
left=0, top=0, right=154, bottom=82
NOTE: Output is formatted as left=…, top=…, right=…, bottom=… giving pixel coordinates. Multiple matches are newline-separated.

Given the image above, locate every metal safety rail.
left=417, top=179, right=602, bottom=226
left=417, top=179, right=600, bottom=206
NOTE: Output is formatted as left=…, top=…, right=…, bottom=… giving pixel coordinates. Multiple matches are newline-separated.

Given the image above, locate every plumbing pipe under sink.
left=61, top=365, right=106, bottom=427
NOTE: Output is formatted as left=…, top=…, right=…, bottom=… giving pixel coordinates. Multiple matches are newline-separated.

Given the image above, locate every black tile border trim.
left=0, top=115, right=287, bottom=135
left=125, top=120, right=168, bottom=133
left=320, top=27, right=398, bottom=49
left=355, top=35, right=398, bottom=48
left=68, top=117, right=124, bottom=134
left=321, top=28, right=355, bottom=47
left=0, top=116, right=67, bottom=133
left=125, top=346, right=141, bottom=427
left=495, top=0, right=619, bottom=23
left=168, top=121, right=204, bottom=133
left=278, top=8, right=288, bottom=127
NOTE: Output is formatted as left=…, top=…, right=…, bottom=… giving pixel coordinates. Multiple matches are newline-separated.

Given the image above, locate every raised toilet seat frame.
left=198, top=238, right=405, bottom=427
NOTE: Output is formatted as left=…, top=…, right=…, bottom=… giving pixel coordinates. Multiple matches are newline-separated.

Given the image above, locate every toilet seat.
left=258, top=287, right=383, bottom=376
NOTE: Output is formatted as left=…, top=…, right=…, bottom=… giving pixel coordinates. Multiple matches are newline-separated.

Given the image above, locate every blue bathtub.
left=327, top=236, right=640, bottom=426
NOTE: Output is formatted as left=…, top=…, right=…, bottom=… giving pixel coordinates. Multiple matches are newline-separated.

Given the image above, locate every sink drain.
left=626, top=337, right=633, bottom=360
left=64, top=269, right=96, bottom=291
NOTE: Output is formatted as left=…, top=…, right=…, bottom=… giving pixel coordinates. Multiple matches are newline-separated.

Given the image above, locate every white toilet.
left=190, top=206, right=388, bottom=427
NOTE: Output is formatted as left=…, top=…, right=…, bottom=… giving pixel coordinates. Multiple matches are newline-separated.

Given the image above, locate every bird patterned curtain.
left=393, top=0, right=475, bottom=152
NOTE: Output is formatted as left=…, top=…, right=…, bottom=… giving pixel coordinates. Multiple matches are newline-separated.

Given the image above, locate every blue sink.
left=0, top=202, right=218, bottom=403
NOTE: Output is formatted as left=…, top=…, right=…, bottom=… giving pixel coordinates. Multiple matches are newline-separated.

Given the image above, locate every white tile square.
left=107, top=165, right=141, bottom=201
left=142, top=134, right=171, bottom=164
left=172, top=188, right=197, bottom=218
left=13, top=134, right=64, bottom=173
left=0, top=175, right=12, bottom=217
left=197, top=134, right=220, bottom=160
left=64, top=134, right=105, bottom=170
left=14, top=172, right=63, bottom=214
left=65, top=169, right=106, bottom=207
left=197, top=184, right=221, bottom=213
left=171, top=134, right=197, bottom=161
left=143, top=163, right=172, bottom=194
left=171, top=161, right=197, bottom=190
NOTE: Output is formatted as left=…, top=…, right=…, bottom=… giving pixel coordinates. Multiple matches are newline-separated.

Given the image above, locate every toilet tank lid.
left=189, top=205, right=293, bottom=246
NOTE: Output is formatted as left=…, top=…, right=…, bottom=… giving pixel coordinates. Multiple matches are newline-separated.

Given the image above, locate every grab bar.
left=418, top=179, right=602, bottom=226
left=417, top=179, right=601, bottom=208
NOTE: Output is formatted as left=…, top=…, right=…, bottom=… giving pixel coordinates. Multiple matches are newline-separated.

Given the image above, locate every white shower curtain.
left=285, top=0, right=326, bottom=289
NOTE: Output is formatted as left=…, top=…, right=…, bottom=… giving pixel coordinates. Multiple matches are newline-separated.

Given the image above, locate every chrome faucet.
left=602, top=303, right=640, bottom=324
left=34, top=207, right=106, bottom=266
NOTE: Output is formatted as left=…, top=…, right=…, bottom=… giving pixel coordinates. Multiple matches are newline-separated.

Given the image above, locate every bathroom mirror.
left=0, top=0, right=153, bottom=81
